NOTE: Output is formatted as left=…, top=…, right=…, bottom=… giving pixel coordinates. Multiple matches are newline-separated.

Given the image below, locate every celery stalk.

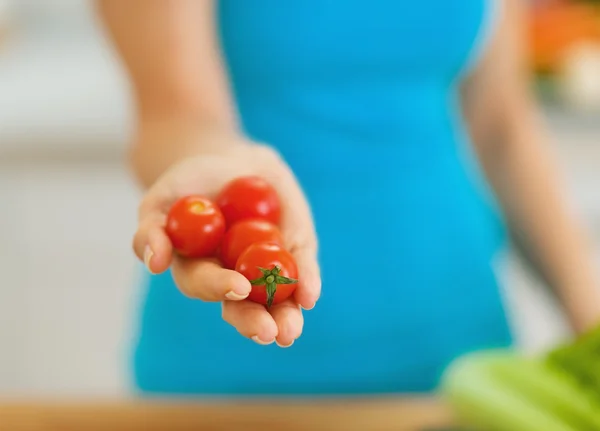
left=491, top=354, right=600, bottom=430
left=440, top=351, right=582, bottom=431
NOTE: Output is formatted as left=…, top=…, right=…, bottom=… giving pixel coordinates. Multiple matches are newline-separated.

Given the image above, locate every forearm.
left=96, top=0, right=238, bottom=186
left=129, top=118, right=244, bottom=188
left=483, top=109, right=600, bottom=332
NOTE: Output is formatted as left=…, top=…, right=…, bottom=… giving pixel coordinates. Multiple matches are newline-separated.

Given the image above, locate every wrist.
left=565, top=288, right=600, bottom=334
left=129, top=117, right=244, bottom=188
left=555, top=266, right=600, bottom=334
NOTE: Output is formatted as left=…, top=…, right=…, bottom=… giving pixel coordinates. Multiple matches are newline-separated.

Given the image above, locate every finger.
left=133, top=213, right=173, bottom=274
left=222, top=300, right=278, bottom=344
left=172, top=258, right=251, bottom=302
left=270, top=300, right=304, bottom=348
left=291, top=245, right=321, bottom=310
left=276, top=174, right=316, bottom=248
left=255, top=147, right=315, bottom=245
left=263, top=159, right=321, bottom=310
left=138, top=174, right=179, bottom=217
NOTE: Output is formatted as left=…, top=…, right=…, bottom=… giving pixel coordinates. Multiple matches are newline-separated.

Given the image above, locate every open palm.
left=132, top=143, right=321, bottom=347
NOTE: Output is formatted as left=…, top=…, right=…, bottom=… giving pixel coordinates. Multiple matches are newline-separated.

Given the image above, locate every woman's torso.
left=133, top=0, right=513, bottom=395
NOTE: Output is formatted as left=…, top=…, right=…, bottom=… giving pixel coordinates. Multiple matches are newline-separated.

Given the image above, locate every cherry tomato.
left=219, top=219, right=284, bottom=269
left=216, top=176, right=281, bottom=226
left=235, top=242, right=298, bottom=307
left=165, top=195, right=226, bottom=258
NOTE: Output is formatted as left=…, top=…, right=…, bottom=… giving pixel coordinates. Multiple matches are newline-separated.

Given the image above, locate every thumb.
left=132, top=185, right=175, bottom=274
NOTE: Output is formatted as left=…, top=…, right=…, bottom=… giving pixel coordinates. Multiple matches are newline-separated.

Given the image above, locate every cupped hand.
left=132, top=138, right=320, bottom=347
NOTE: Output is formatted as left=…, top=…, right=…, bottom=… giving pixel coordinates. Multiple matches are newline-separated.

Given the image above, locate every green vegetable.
left=547, top=324, right=600, bottom=402
left=441, top=351, right=577, bottom=431
left=440, top=343, right=600, bottom=431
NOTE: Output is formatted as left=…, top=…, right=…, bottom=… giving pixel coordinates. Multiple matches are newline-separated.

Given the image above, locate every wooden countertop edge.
left=0, top=397, right=456, bottom=431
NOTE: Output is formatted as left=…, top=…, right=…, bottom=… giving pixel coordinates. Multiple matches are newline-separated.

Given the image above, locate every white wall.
left=0, top=162, right=139, bottom=396
left=0, top=1, right=138, bottom=396
left=0, top=0, right=132, bottom=156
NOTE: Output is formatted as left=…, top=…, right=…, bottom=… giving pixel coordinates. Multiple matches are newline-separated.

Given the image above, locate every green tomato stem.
left=249, top=265, right=298, bottom=308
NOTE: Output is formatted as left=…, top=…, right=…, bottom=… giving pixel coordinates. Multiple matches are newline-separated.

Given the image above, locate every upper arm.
left=97, top=0, right=235, bottom=126
left=461, top=0, right=538, bottom=149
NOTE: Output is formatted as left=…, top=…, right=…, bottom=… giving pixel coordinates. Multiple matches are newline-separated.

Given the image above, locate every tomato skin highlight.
left=219, top=219, right=284, bottom=269
left=235, top=242, right=298, bottom=306
left=165, top=196, right=226, bottom=258
left=216, top=176, right=281, bottom=226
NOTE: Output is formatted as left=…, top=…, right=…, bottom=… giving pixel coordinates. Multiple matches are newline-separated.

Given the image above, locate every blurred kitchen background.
left=1, top=0, right=600, bottom=397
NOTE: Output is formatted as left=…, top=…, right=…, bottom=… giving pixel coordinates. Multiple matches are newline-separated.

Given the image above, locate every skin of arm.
left=96, top=0, right=238, bottom=187
left=463, top=0, right=600, bottom=333
left=96, top=1, right=321, bottom=342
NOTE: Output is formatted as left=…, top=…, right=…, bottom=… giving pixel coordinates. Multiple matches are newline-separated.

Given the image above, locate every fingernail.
left=301, top=303, right=315, bottom=311
left=251, top=335, right=275, bottom=345
left=276, top=339, right=294, bottom=348
left=225, top=290, right=249, bottom=301
left=143, top=246, right=156, bottom=274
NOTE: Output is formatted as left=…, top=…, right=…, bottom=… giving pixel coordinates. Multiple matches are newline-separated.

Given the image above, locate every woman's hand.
left=99, top=0, right=320, bottom=346
left=132, top=131, right=321, bottom=348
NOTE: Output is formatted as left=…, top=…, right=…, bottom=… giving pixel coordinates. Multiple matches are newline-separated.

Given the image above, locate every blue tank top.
left=133, top=0, right=513, bottom=395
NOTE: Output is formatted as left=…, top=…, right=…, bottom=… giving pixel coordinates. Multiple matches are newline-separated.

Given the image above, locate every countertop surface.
left=0, top=398, right=455, bottom=431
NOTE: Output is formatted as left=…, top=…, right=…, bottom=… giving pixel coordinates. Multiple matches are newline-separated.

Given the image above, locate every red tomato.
left=216, top=176, right=281, bottom=226
left=165, top=196, right=226, bottom=258
left=235, top=242, right=298, bottom=307
left=219, top=219, right=284, bottom=269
